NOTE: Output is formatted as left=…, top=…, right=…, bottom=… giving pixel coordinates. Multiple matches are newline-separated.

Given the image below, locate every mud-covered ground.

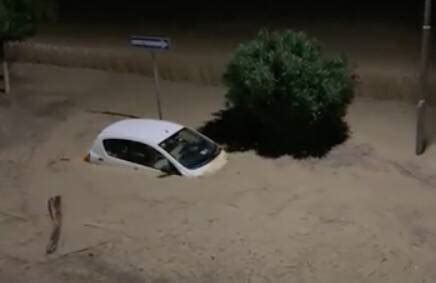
left=1, top=64, right=436, bottom=282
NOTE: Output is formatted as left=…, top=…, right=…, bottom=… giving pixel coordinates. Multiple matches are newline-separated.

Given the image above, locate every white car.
left=85, top=119, right=227, bottom=177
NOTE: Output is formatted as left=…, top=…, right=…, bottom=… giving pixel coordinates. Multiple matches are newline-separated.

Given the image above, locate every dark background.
left=57, top=1, right=425, bottom=23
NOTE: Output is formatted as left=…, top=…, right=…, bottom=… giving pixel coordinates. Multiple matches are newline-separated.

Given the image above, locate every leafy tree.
left=0, top=0, right=36, bottom=93
left=220, top=29, right=355, bottom=157
left=33, top=0, right=58, bottom=22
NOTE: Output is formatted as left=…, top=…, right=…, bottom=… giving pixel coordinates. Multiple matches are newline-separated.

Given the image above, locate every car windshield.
left=159, top=128, right=220, bottom=170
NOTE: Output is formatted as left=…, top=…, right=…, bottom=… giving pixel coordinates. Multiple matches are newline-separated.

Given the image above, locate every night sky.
left=57, top=1, right=425, bottom=23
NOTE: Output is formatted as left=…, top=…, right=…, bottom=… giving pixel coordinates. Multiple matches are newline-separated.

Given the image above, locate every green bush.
left=223, top=29, right=355, bottom=152
left=0, top=0, right=36, bottom=41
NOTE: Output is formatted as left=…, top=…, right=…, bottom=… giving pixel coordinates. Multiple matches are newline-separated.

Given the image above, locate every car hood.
left=187, top=149, right=227, bottom=177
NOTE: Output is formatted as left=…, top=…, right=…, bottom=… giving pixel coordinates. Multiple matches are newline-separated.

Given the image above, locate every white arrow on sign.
left=130, top=36, right=171, bottom=50
left=130, top=39, right=168, bottom=49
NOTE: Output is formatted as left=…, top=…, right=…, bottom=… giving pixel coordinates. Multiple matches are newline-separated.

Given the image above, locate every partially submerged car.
left=85, top=119, right=227, bottom=177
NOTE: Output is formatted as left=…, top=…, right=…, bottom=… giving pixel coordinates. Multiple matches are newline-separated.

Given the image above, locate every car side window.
left=103, top=139, right=177, bottom=174
left=128, top=141, right=175, bottom=173
left=103, top=139, right=130, bottom=161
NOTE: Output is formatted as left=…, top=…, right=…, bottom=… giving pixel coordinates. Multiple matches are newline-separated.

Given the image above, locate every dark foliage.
left=0, top=0, right=36, bottom=41
left=199, top=107, right=349, bottom=158
left=200, top=29, right=355, bottom=158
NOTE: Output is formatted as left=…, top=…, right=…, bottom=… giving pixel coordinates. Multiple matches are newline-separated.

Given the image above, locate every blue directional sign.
left=129, top=35, right=171, bottom=50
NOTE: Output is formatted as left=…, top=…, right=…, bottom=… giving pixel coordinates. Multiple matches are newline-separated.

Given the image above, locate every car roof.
left=99, top=119, right=184, bottom=145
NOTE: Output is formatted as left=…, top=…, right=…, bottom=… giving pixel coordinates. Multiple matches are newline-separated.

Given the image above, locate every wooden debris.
left=86, top=109, right=140, bottom=119
left=47, top=157, right=70, bottom=168
left=0, top=210, right=27, bottom=222
left=46, top=195, right=62, bottom=255
left=83, top=222, right=135, bottom=240
left=57, top=240, right=110, bottom=259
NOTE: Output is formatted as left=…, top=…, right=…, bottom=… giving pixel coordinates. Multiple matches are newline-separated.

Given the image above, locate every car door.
left=102, top=138, right=179, bottom=174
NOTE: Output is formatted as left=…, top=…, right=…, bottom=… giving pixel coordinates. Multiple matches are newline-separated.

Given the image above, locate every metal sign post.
left=151, top=51, right=163, bottom=120
left=130, top=36, right=171, bottom=120
left=416, top=0, right=432, bottom=155
left=0, top=41, right=10, bottom=94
